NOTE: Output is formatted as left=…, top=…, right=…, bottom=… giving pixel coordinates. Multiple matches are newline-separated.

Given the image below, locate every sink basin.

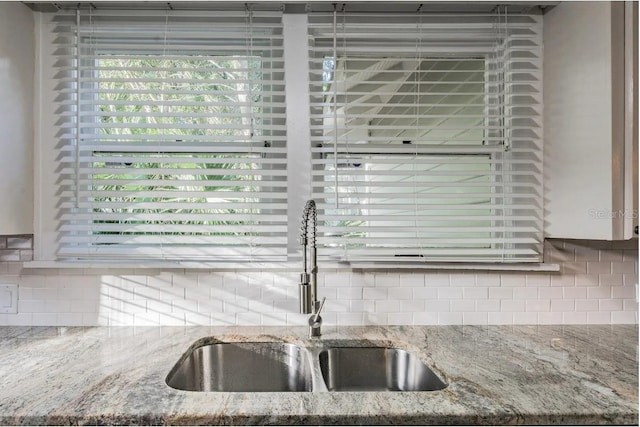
left=319, top=347, right=447, bottom=392
left=166, top=342, right=313, bottom=392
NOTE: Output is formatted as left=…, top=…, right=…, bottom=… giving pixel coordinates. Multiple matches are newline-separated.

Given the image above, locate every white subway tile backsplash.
left=330, top=299, right=350, bottom=312
left=538, top=287, right=563, bottom=299
left=525, top=274, right=551, bottom=287
left=537, top=312, right=563, bottom=324
left=488, top=312, right=513, bottom=324
left=587, top=312, right=611, bottom=324
left=611, top=286, right=635, bottom=299
left=575, top=299, right=599, bottom=312
left=437, top=287, right=463, bottom=300
left=526, top=299, right=550, bottom=312
left=424, top=273, right=450, bottom=287
left=6, top=312, right=32, bottom=325
left=463, top=287, right=488, bottom=299
left=338, top=312, right=364, bottom=325
left=31, top=313, right=57, bottom=326
left=563, top=312, right=587, bottom=324
left=501, top=300, right=525, bottom=312
left=489, top=287, right=513, bottom=300
left=413, top=287, right=437, bottom=299
left=44, top=299, right=70, bottom=313
left=587, top=286, right=611, bottom=299
left=388, top=312, right=413, bottom=325
left=399, top=299, right=425, bottom=312
left=476, top=299, right=500, bottom=312
left=513, top=312, right=537, bottom=324
left=0, top=235, right=636, bottom=327
left=599, top=299, right=623, bottom=311
left=612, top=261, right=637, bottom=274
left=563, top=287, right=587, bottom=300
left=551, top=299, right=575, bottom=312
left=449, top=273, right=475, bottom=287
left=350, top=272, right=375, bottom=287
left=500, top=274, right=526, bottom=287
left=350, top=300, right=375, bottom=313
left=362, top=287, right=387, bottom=300
left=562, top=262, right=588, bottom=274
left=463, top=312, right=488, bottom=325
left=600, top=249, right=624, bottom=262
left=18, top=300, right=45, bottom=313
left=622, top=250, right=638, bottom=262
left=623, top=274, right=639, bottom=287
left=611, top=311, right=637, bottom=324
left=262, top=312, right=289, bottom=326
left=587, top=262, right=612, bottom=275
left=214, top=312, right=239, bottom=325
left=237, top=312, right=262, bottom=325
left=514, top=287, right=538, bottom=300
left=545, top=244, right=573, bottom=263
left=399, top=274, right=425, bottom=287
left=551, top=274, right=575, bottom=287
left=425, top=300, right=450, bottom=313
left=364, top=312, right=387, bottom=325
left=337, top=287, right=363, bottom=300
left=573, top=245, right=600, bottom=261
left=56, top=313, right=83, bottom=326
left=623, top=299, right=638, bottom=312
left=451, top=300, right=475, bottom=312
left=574, top=274, right=600, bottom=287
left=475, top=273, right=500, bottom=286
left=325, top=272, right=349, bottom=287
left=387, top=287, right=412, bottom=300
left=413, top=312, right=438, bottom=325
left=438, top=312, right=463, bottom=325
left=374, top=273, right=400, bottom=287
left=599, top=274, right=624, bottom=286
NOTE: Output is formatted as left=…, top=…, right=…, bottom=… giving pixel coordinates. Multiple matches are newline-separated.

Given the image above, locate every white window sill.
left=22, top=260, right=560, bottom=272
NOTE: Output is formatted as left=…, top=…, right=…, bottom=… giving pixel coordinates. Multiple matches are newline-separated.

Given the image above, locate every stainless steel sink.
left=166, top=342, right=313, bottom=392
left=318, top=347, right=447, bottom=391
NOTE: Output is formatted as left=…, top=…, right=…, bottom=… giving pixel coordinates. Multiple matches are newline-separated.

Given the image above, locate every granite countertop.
left=0, top=325, right=637, bottom=425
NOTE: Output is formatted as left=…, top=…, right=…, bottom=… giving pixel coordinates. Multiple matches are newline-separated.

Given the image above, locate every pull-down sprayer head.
left=299, top=200, right=318, bottom=316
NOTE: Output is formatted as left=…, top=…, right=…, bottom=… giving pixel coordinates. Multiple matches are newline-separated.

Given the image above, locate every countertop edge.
left=2, top=412, right=637, bottom=426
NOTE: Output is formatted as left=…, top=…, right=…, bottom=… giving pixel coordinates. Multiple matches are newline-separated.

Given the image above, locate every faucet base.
left=308, top=315, right=322, bottom=337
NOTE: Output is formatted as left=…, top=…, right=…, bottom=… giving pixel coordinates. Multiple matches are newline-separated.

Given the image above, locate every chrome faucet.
left=299, top=200, right=325, bottom=337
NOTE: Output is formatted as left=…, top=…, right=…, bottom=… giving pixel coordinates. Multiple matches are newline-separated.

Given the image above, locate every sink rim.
left=165, top=338, right=448, bottom=394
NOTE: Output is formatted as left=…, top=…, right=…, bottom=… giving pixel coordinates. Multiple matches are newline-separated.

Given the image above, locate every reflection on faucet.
left=299, top=200, right=325, bottom=337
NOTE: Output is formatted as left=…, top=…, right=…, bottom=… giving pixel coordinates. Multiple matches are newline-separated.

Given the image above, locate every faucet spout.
left=299, top=200, right=324, bottom=336
left=299, top=200, right=317, bottom=314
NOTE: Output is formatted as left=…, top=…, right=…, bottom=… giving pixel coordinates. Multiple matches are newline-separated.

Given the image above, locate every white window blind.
left=52, top=7, right=287, bottom=261
left=308, top=9, right=543, bottom=263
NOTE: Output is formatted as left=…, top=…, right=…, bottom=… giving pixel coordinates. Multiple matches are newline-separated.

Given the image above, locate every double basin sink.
left=166, top=340, right=447, bottom=392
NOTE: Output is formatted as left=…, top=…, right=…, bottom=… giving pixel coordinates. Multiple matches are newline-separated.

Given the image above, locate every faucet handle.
left=313, top=297, right=326, bottom=321
left=309, top=297, right=326, bottom=338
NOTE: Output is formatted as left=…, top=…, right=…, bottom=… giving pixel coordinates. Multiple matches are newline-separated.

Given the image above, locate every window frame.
left=306, top=10, right=543, bottom=264
left=32, top=6, right=545, bottom=268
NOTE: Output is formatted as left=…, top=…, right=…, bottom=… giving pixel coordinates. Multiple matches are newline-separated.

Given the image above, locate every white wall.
left=0, top=3, right=34, bottom=234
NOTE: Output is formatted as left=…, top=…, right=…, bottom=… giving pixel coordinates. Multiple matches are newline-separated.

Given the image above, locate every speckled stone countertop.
left=0, top=325, right=637, bottom=425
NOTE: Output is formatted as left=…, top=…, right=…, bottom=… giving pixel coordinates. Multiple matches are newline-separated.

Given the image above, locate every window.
left=45, top=5, right=543, bottom=265
left=54, top=7, right=287, bottom=261
left=308, top=10, right=543, bottom=263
